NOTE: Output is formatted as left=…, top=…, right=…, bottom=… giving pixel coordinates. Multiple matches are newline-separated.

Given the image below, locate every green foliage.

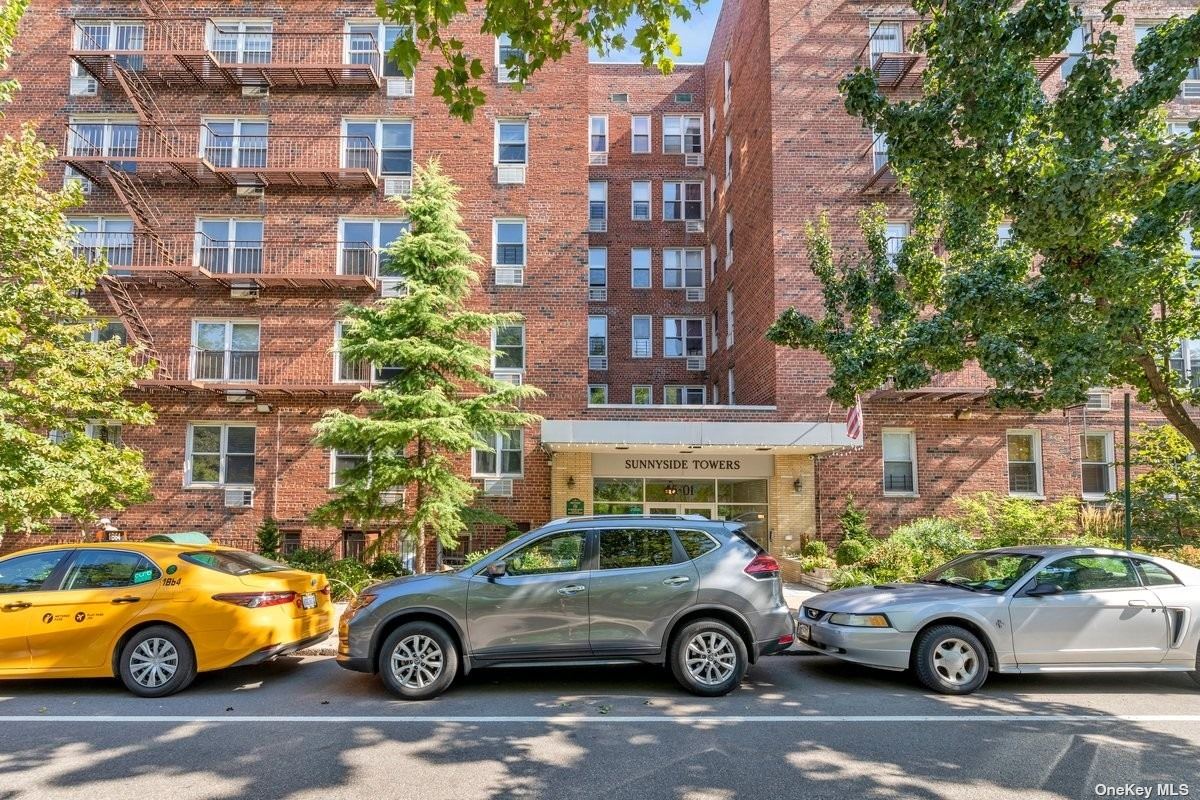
left=1171, top=545, right=1200, bottom=567
left=282, top=547, right=408, bottom=600
left=1124, top=424, right=1200, bottom=545
left=955, top=492, right=1083, bottom=548
left=255, top=517, right=282, bottom=560
left=829, top=567, right=874, bottom=590
left=311, top=162, right=542, bottom=571
left=326, top=558, right=374, bottom=601
left=801, top=540, right=829, bottom=559
left=284, top=547, right=336, bottom=574
left=768, top=0, right=1200, bottom=452
left=378, top=0, right=707, bottom=120
left=890, top=517, right=975, bottom=563
left=0, top=0, right=28, bottom=107
left=366, top=553, right=411, bottom=579
left=799, top=554, right=836, bottom=573
left=462, top=550, right=490, bottom=567
left=839, top=495, right=874, bottom=544
left=835, top=538, right=870, bottom=566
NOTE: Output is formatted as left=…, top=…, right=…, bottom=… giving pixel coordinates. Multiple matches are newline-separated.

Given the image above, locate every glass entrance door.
left=645, top=504, right=715, bottom=518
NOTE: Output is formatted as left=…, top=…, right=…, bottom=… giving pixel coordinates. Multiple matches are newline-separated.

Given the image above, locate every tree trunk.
left=414, top=524, right=427, bottom=575
left=1134, top=353, right=1200, bottom=454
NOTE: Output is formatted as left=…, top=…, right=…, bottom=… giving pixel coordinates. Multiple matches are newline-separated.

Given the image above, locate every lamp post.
left=1124, top=392, right=1133, bottom=550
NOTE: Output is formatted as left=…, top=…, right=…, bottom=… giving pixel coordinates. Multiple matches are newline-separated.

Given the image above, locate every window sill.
left=184, top=484, right=254, bottom=491
left=883, top=491, right=919, bottom=499
left=1008, top=493, right=1045, bottom=501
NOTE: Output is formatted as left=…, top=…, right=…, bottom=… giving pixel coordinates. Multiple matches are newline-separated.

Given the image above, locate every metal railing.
left=191, top=348, right=260, bottom=382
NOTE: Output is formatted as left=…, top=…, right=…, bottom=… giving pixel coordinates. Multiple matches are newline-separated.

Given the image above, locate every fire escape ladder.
left=99, top=276, right=171, bottom=379
left=106, top=166, right=164, bottom=230
left=111, top=64, right=169, bottom=127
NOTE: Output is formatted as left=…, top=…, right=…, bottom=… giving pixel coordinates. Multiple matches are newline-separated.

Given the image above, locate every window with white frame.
left=882, top=428, right=917, bottom=495
left=663, top=114, right=703, bottom=154
left=663, top=181, right=703, bottom=221
left=725, top=211, right=734, bottom=266
left=588, top=316, right=608, bottom=360
left=588, top=384, right=609, bottom=405
left=1007, top=430, right=1043, bottom=496
left=72, top=21, right=144, bottom=91
left=589, top=248, right=608, bottom=293
left=665, top=385, right=705, bottom=405
left=186, top=423, right=255, bottom=487
left=631, top=247, right=651, bottom=288
left=330, top=450, right=367, bottom=487
left=496, top=119, right=527, bottom=165
left=1169, top=121, right=1193, bottom=138
left=67, top=116, right=139, bottom=164
left=708, top=104, right=715, bottom=137
left=632, top=315, right=652, bottom=358
left=1170, top=339, right=1200, bottom=388
left=345, top=21, right=409, bottom=77
left=726, top=289, right=735, bottom=347
left=664, top=317, right=704, bottom=358
left=710, top=246, right=717, bottom=281
left=1080, top=431, right=1115, bottom=498
left=343, top=119, right=412, bottom=176
left=496, top=33, right=526, bottom=83
left=727, top=368, right=736, bottom=405
left=202, top=118, right=267, bottom=169
left=589, top=116, right=608, bottom=154
left=725, top=134, right=733, bottom=184
left=886, top=222, right=909, bottom=268
left=631, top=115, right=651, bottom=153
left=68, top=216, right=134, bottom=271
left=196, top=218, right=264, bottom=275
left=493, top=324, right=525, bottom=372
left=192, top=320, right=260, bottom=382
left=86, top=319, right=128, bottom=345
left=493, top=218, right=526, bottom=270
left=86, top=421, right=123, bottom=446
left=663, top=248, right=704, bottom=289
left=712, top=384, right=719, bottom=405
left=711, top=310, right=719, bottom=353
left=473, top=429, right=523, bottom=477
left=709, top=173, right=716, bottom=209
left=1063, top=23, right=1089, bottom=78
left=632, top=385, right=653, bottom=405
left=997, top=222, right=1014, bottom=246
left=208, top=19, right=272, bottom=64
left=872, top=129, right=889, bottom=172
left=631, top=181, right=651, bottom=220
left=723, top=59, right=731, bottom=112
left=334, top=320, right=370, bottom=382
left=869, top=21, right=903, bottom=65
left=339, top=218, right=408, bottom=287
left=1184, top=228, right=1198, bottom=263
left=588, top=181, right=608, bottom=227
left=1136, top=21, right=1198, bottom=94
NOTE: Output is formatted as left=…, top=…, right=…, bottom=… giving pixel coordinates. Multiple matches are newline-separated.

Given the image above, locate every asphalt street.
left=1, top=651, right=1198, bottom=800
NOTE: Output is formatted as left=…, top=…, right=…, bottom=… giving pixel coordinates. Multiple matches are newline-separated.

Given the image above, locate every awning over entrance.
left=540, top=420, right=856, bottom=454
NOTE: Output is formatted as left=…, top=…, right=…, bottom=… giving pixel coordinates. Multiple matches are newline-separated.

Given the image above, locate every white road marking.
left=3, top=714, right=1200, bottom=724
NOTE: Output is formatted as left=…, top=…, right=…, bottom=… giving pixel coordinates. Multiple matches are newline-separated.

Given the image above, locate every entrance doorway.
left=646, top=504, right=715, bottom=519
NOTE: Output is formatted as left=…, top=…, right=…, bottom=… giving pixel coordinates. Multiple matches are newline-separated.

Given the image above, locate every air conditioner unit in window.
left=386, top=77, right=415, bottom=97
left=1085, top=390, right=1112, bottom=411
left=588, top=218, right=607, bottom=233
left=588, top=287, right=607, bottom=302
left=482, top=477, right=514, bottom=497
left=379, top=488, right=406, bottom=506
left=224, top=488, right=254, bottom=508
left=684, top=153, right=703, bottom=167
left=588, top=356, right=608, bottom=370
left=236, top=185, right=265, bottom=198
left=685, top=220, right=705, bottom=234
left=494, top=266, right=524, bottom=286
left=496, top=165, right=525, bottom=185
left=230, top=287, right=260, bottom=300
left=588, top=153, right=607, bottom=166
left=493, top=370, right=523, bottom=386
left=241, top=85, right=269, bottom=98
left=380, top=278, right=407, bottom=298
left=383, top=176, right=412, bottom=197
left=69, top=76, right=98, bottom=96
left=686, top=356, right=706, bottom=371
left=685, top=287, right=705, bottom=302
left=1182, top=81, right=1200, bottom=100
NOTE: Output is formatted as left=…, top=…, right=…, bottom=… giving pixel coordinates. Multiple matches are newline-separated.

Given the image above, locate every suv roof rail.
left=544, top=513, right=713, bottom=526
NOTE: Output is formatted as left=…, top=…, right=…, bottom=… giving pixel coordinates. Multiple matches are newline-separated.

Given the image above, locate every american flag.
left=846, top=396, right=863, bottom=441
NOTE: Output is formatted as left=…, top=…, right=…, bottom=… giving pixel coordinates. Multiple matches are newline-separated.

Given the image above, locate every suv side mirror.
left=486, top=561, right=507, bottom=578
left=1027, top=582, right=1063, bottom=597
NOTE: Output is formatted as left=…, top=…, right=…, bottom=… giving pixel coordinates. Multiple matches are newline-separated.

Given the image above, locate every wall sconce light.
left=664, top=481, right=679, bottom=497
left=566, top=476, right=576, bottom=489
left=954, top=408, right=974, bottom=421
left=792, top=478, right=804, bottom=494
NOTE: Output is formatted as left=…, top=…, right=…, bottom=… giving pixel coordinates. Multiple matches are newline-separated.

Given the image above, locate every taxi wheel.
left=378, top=621, right=458, bottom=700
left=118, top=626, right=197, bottom=698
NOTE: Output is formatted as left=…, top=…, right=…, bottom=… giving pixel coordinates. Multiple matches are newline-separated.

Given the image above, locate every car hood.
left=370, top=572, right=453, bottom=595
left=806, top=583, right=991, bottom=613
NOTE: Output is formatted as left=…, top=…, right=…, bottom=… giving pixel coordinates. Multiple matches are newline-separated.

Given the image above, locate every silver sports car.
left=797, top=546, right=1200, bottom=694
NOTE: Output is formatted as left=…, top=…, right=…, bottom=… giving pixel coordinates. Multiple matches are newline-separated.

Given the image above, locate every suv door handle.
left=557, top=584, right=586, bottom=596
left=663, top=576, right=692, bottom=586
left=1128, top=599, right=1150, bottom=608
left=2, top=601, right=32, bottom=611
left=111, top=596, right=141, bottom=604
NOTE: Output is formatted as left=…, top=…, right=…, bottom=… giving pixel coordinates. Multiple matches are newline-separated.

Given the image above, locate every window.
left=73, top=21, right=144, bottom=89
left=997, top=223, right=1014, bottom=246
left=86, top=421, right=122, bottom=446
left=709, top=173, right=716, bottom=209
left=631, top=247, right=651, bottom=288
left=632, top=315, right=652, bottom=358
left=496, top=33, right=525, bottom=83
left=187, top=423, right=255, bottom=487
left=1081, top=432, right=1114, bottom=498
left=496, top=119, right=527, bottom=165
left=588, top=384, right=609, bottom=405
left=1134, top=560, right=1179, bottom=587
left=882, top=429, right=917, bottom=495
left=665, top=385, right=705, bottom=405
left=632, top=385, right=653, bottom=405
left=67, top=116, right=139, bottom=168
left=1063, top=23, right=1089, bottom=78
left=597, top=528, right=677, bottom=569
left=1007, top=430, right=1043, bottom=497
left=330, top=450, right=367, bottom=487
left=725, top=289, right=735, bottom=347
left=708, top=104, right=715, bottom=137
left=886, top=222, right=909, bottom=268
left=872, top=129, right=889, bottom=172
left=677, top=530, right=719, bottom=560
left=493, top=324, right=525, bottom=371
left=473, top=429, right=523, bottom=477
left=202, top=118, right=267, bottom=169
left=727, top=368, right=736, bottom=405
left=710, top=246, right=717, bottom=281
left=343, top=119, right=412, bottom=176
left=663, top=115, right=703, bottom=154
left=663, top=248, right=704, bottom=289
left=342, top=531, right=366, bottom=561
left=69, top=217, right=134, bottom=271
left=631, top=115, right=651, bottom=153
left=339, top=218, right=409, bottom=286
left=1032, top=556, right=1139, bottom=593
left=723, top=59, right=731, bottom=112
left=588, top=315, right=608, bottom=359
left=589, top=116, right=608, bottom=153
left=192, top=320, right=260, bottom=382
left=0, top=550, right=69, bottom=593
left=505, top=531, right=583, bottom=576
left=63, top=550, right=158, bottom=590
left=493, top=218, right=526, bottom=267
left=334, top=321, right=370, bottom=382
left=631, top=181, right=651, bottom=220
left=345, top=21, right=409, bottom=76
left=725, top=134, right=733, bottom=184
left=664, top=317, right=704, bottom=358
left=196, top=218, right=264, bottom=275
left=725, top=212, right=734, bottom=265
left=280, top=531, right=301, bottom=556
left=663, top=181, right=703, bottom=221
left=869, top=21, right=903, bottom=65
left=208, top=19, right=272, bottom=64
left=1184, top=228, right=1199, bottom=263
left=1170, top=339, right=1200, bottom=389
left=1138, top=21, right=1198, bottom=95
left=86, top=319, right=127, bottom=345
left=588, top=248, right=607, bottom=293
left=588, top=181, right=608, bottom=227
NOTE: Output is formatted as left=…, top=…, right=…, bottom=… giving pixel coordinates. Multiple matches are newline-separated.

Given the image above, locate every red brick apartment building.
left=1, top=0, right=1195, bottom=561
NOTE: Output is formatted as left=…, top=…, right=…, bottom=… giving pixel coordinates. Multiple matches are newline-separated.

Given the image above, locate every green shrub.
left=255, top=516, right=281, bottom=561
left=829, top=567, right=873, bottom=589
left=285, top=547, right=335, bottom=575
left=463, top=550, right=490, bottom=567
left=801, top=540, right=829, bottom=559
left=799, top=554, right=836, bottom=572
left=889, top=518, right=974, bottom=571
left=835, top=538, right=869, bottom=566
left=839, top=495, right=874, bottom=545
left=326, top=558, right=374, bottom=601
left=955, top=492, right=1080, bottom=548
left=367, top=553, right=410, bottom=579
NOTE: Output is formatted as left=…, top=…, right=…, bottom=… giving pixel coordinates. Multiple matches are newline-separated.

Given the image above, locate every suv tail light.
left=212, top=591, right=297, bottom=608
left=744, top=553, right=780, bottom=578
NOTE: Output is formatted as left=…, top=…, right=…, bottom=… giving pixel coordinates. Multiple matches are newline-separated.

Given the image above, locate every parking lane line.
left=3, top=714, right=1200, bottom=724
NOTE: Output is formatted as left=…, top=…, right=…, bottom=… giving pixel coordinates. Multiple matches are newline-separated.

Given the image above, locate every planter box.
left=799, top=568, right=834, bottom=592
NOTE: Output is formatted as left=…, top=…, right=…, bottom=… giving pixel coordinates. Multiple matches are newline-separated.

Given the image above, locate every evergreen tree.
left=311, top=161, right=542, bottom=572
left=255, top=516, right=282, bottom=560
left=839, top=495, right=873, bottom=544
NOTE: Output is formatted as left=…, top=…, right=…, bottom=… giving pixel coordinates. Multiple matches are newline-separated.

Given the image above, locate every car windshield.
left=181, top=549, right=291, bottom=576
left=920, top=552, right=1042, bottom=594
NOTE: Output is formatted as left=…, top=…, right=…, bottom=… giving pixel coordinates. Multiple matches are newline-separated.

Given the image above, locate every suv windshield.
left=181, top=549, right=291, bottom=576
left=920, top=552, right=1041, bottom=594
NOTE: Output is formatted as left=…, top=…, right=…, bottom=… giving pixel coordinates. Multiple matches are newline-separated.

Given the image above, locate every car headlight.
left=828, top=613, right=890, bottom=628
left=344, top=593, right=378, bottom=620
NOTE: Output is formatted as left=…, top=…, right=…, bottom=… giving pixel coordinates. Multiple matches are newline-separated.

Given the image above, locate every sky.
left=591, top=1, right=722, bottom=64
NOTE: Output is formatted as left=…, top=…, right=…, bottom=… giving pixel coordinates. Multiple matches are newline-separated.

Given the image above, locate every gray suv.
left=337, top=515, right=796, bottom=699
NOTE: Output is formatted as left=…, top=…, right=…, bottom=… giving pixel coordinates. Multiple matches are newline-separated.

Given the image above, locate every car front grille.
left=803, top=607, right=825, bottom=621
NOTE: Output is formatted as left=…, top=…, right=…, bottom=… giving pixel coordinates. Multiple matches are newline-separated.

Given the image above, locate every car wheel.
left=670, top=619, right=748, bottom=697
left=118, top=626, right=197, bottom=698
left=1190, top=640, right=1200, bottom=687
left=913, top=624, right=989, bottom=695
left=378, top=621, right=459, bottom=700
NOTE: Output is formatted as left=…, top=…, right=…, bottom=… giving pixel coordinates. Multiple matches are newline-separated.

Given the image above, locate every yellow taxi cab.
left=0, top=541, right=333, bottom=696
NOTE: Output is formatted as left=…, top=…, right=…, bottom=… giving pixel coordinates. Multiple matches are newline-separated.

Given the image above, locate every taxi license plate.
left=798, top=623, right=811, bottom=641
left=301, top=593, right=317, bottom=610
